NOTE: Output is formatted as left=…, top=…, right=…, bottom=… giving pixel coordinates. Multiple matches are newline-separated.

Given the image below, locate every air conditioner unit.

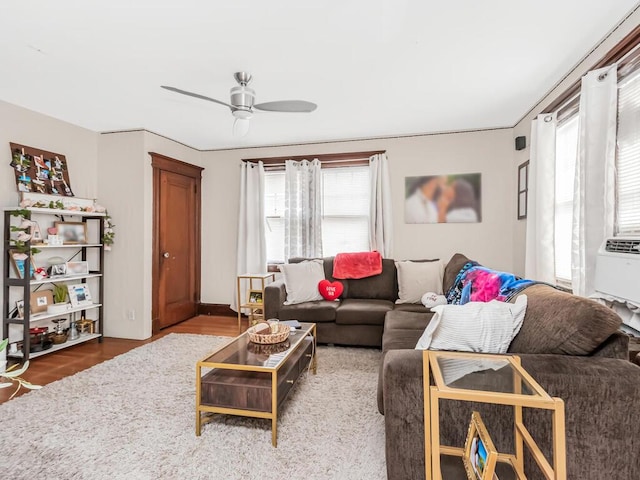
left=594, top=237, right=640, bottom=305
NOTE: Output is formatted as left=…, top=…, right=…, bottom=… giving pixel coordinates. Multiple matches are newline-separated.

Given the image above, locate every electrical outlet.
left=127, top=309, right=135, bottom=321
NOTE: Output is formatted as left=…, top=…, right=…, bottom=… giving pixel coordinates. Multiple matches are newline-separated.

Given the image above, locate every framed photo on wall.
left=517, top=160, right=529, bottom=220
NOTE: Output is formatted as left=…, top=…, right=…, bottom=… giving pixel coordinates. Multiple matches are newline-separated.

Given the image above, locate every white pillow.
left=279, top=260, right=325, bottom=305
left=395, top=260, right=444, bottom=304
left=415, top=295, right=528, bottom=353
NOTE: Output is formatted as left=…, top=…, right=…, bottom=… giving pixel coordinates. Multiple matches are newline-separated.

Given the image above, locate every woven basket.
left=247, top=323, right=290, bottom=344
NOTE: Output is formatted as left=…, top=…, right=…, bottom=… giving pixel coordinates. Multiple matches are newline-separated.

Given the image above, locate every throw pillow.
left=395, top=260, right=444, bottom=304
left=415, top=295, right=528, bottom=353
left=318, top=279, right=343, bottom=301
left=421, top=292, right=447, bottom=308
left=279, top=260, right=325, bottom=305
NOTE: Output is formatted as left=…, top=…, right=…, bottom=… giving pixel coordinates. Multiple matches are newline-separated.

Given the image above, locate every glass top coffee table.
left=424, top=351, right=566, bottom=480
left=196, top=322, right=316, bottom=446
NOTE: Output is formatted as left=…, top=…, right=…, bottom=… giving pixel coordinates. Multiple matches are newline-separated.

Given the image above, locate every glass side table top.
left=199, top=322, right=315, bottom=370
left=429, top=351, right=549, bottom=399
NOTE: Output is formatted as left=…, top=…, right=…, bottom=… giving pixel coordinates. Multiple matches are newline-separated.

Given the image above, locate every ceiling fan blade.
left=161, top=85, right=232, bottom=109
left=254, top=100, right=317, bottom=113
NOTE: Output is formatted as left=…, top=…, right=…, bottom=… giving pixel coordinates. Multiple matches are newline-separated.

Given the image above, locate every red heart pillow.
left=318, top=279, right=344, bottom=301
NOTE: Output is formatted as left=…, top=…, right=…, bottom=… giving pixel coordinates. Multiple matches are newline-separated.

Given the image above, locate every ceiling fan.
left=161, top=72, right=317, bottom=137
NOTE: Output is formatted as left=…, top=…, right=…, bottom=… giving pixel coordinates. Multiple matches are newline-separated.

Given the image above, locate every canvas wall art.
left=405, top=173, right=482, bottom=223
left=9, top=142, right=74, bottom=196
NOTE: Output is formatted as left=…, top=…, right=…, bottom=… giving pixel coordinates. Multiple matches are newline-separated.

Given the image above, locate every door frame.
left=151, top=152, right=203, bottom=334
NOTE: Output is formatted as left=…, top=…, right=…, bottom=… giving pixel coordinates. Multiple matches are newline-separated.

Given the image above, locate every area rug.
left=0, top=333, right=386, bottom=480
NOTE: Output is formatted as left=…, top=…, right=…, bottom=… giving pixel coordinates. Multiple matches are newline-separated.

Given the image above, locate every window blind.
left=321, top=166, right=370, bottom=256
left=617, top=69, right=640, bottom=235
left=263, top=165, right=371, bottom=263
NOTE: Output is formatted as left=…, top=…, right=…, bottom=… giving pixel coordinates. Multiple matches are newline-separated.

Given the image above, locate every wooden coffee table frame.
left=196, top=323, right=317, bottom=447
left=423, top=351, right=566, bottom=480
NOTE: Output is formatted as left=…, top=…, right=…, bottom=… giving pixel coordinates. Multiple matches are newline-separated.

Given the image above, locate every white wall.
left=199, top=128, right=516, bottom=306
left=511, top=9, right=640, bottom=275
left=0, top=100, right=98, bottom=339
left=97, top=130, right=202, bottom=340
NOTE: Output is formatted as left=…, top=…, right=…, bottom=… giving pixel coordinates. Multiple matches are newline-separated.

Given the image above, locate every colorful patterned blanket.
left=445, top=262, right=535, bottom=305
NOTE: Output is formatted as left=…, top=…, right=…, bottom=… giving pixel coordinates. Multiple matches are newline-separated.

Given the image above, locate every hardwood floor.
left=1, top=315, right=247, bottom=405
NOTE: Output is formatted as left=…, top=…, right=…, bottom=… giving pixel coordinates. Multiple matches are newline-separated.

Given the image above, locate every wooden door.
left=151, top=153, right=203, bottom=331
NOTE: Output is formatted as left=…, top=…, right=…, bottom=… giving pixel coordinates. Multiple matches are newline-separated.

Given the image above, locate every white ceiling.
left=0, top=1, right=638, bottom=150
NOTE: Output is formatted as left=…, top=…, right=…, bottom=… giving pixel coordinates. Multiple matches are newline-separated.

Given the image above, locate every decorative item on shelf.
left=247, top=322, right=290, bottom=344
left=66, top=261, right=89, bottom=276
left=30, top=290, right=53, bottom=314
left=76, top=316, right=95, bottom=334
left=50, top=319, right=68, bottom=344
left=248, top=290, right=263, bottom=304
left=54, top=221, right=87, bottom=244
left=9, top=250, right=36, bottom=279
left=8, top=210, right=40, bottom=255
left=67, top=283, right=92, bottom=308
left=68, top=317, right=80, bottom=341
left=33, top=267, right=48, bottom=281
left=29, top=327, right=52, bottom=352
left=0, top=339, right=41, bottom=399
left=102, top=211, right=115, bottom=251
left=47, top=283, right=70, bottom=314
left=15, top=300, right=24, bottom=319
left=47, top=256, right=67, bottom=277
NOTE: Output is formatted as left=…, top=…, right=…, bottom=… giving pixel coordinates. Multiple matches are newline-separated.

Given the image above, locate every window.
left=554, top=114, right=579, bottom=283
left=616, top=68, right=640, bottom=235
left=264, top=165, right=370, bottom=263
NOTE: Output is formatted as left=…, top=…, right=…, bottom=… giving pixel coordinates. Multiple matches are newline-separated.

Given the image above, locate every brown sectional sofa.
left=264, top=257, right=431, bottom=347
left=380, top=254, right=640, bottom=480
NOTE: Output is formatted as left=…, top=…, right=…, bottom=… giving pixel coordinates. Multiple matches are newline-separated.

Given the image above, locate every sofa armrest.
left=590, top=331, right=628, bottom=359
left=381, top=350, right=640, bottom=480
left=382, top=350, right=426, bottom=480
left=264, top=279, right=287, bottom=320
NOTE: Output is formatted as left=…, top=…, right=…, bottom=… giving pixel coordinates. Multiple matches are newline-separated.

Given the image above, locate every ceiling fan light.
left=232, top=117, right=250, bottom=137
left=232, top=108, right=253, bottom=120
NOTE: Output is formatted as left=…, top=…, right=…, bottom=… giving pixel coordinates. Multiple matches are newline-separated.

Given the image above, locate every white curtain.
left=525, top=113, right=557, bottom=283
left=284, top=159, right=322, bottom=259
left=572, top=65, right=617, bottom=297
left=369, top=153, right=393, bottom=257
left=233, top=161, right=266, bottom=312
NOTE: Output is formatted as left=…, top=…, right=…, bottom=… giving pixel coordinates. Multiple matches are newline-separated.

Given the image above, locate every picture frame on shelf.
left=462, top=411, right=498, bottom=480
left=67, top=283, right=92, bottom=308
left=30, top=290, right=54, bottom=314
left=9, top=250, right=36, bottom=279
left=248, top=290, right=263, bottom=304
left=16, top=300, right=25, bottom=318
left=66, top=261, right=89, bottom=276
left=54, top=221, right=87, bottom=244
left=30, top=221, right=43, bottom=244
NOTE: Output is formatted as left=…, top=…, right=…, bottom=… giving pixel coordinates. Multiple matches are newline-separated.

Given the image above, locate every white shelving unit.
left=2, top=207, right=106, bottom=361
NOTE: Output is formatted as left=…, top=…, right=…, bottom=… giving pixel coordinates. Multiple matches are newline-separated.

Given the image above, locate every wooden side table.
left=236, top=273, right=275, bottom=332
left=423, top=350, right=566, bottom=479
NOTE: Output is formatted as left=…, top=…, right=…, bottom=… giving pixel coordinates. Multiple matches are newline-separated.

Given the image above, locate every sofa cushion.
left=384, top=310, right=434, bottom=333
left=336, top=299, right=394, bottom=326
left=392, top=303, right=431, bottom=314
left=395, top=260, right=444, bottom=303
left=289, top=257, right=349, bottom=298
left=279, top=260, right=325, bottom=305
left=508, top=284, right=622, bottom=355
left=443, top=253, right=471, bottom=294
left=346, top=258, right=398, bottom=301
left=278, top=300, right=339, bottom=322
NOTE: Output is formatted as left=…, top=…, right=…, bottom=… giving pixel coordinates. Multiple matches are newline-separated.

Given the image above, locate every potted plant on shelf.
left=0, top=338, right=41, bottom=400
left=47, top=284, right=69, bottom=314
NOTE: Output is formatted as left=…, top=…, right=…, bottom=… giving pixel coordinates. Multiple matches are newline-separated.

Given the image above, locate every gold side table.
left=423, top=350, right=566, bottom=479
left=236, top=273, right=275, bottom=333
